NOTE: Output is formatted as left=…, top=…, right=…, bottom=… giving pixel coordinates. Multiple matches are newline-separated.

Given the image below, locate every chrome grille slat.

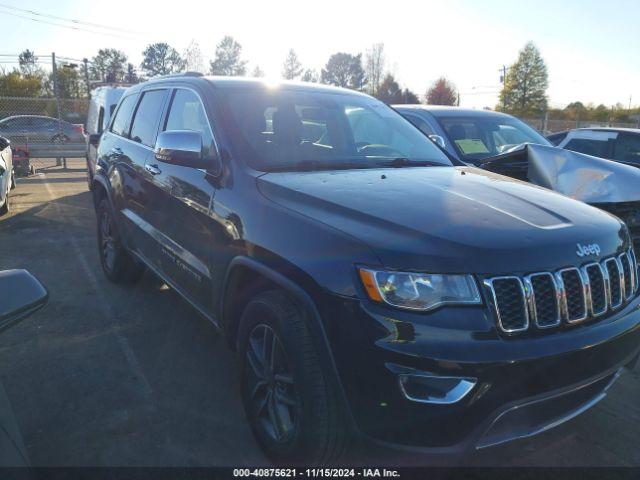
left=485, top=251, right=637, bottom=334
left=559, top=267, right=587, bottom=323
left=525, top=273, right=561, bottom=329
left=484, top=277, right=528, bottom=334
left=605, top=258, right=623, bottom=308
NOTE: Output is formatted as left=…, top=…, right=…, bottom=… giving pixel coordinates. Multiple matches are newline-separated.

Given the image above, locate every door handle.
left=145, top=163, right=161, bottom=175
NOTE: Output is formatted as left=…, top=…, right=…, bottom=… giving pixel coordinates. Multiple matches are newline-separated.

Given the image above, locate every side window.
left=164, top=89, right=216, bottom=157
left=613, top=134, right=640, bottom=164
left=110, top=94, right=138, bottom=138
left=404, top=114, right=435, bottom=136
left=564, top=138, right=610, bottom=158
left=130, top=90, right=167, bottom=147
left=97, top=107, right=105, bottom=134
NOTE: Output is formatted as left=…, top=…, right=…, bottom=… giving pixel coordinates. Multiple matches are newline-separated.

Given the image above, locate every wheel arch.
left=221, top=255, right=356, bottom=428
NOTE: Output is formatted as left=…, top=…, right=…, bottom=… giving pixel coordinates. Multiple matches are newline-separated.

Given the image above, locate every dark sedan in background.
left=0, top=115, right=86, bottom=158
left=394, top=106, right=640, bottom=252
left=547, top=128, right=640, bottom=167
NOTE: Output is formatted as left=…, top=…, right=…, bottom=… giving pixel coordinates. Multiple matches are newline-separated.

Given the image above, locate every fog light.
left=398, top=374, right=476, bottom=405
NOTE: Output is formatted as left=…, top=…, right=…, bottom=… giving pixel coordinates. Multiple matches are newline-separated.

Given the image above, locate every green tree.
left=0, top=71, right=42, bottom=97
left=209, top=36, right=247, bottom=76
left=320, top=53, right=366, bottom=91
left=125, top=63, right=139, bottom=83
left=18, top=49, right=42, bottom=78
left=426, top=77, right=458, bottom=105
left=301, top=69, right=319, bottom=83
left=251, top=65, right=265, bottom=78
left=374, top=74, right=417, bottom=104
left=499, top=42, right=548, bottom=116
left=90, top=48, right=128, bottom=82
left=140, top=43, right=185, bottom=77
left=282, top=49, right=303, bottom=80
left=54, top=66, right=82, bottom=98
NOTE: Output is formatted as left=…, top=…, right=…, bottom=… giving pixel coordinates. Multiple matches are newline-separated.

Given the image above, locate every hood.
left=257, top=167, right=627, bottom=274
left=479, top=143, right=640, bottom=204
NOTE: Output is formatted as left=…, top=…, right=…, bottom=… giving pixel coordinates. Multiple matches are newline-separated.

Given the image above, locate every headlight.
left=358, top=267, right=481, bottom=311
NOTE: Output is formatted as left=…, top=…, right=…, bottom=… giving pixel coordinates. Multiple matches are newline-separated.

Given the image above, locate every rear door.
left=101, top=89, right=169, bottom=269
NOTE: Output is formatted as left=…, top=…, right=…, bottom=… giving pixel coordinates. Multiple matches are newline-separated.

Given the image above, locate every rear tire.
left=96, top=197, right=144, bottom=284
left=0, top=195, right=8, bottom=216
left=86, top=158, right=94, bottom=191
left=239, top=290, right=349, bottom=465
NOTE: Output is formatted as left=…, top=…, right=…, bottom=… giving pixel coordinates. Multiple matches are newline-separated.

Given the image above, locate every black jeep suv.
left=91, top=73, right=640, bottom=464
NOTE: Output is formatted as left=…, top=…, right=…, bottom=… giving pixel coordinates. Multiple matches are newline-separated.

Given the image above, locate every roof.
left=393, top=104, right=514, bottom=119
left=137, top=74, right=371, bottom=97
left=569, top=127, right=640, bottom=134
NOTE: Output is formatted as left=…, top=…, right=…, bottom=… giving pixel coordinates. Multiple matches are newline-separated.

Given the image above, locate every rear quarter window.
left=109, top=94, right=138, bottom=138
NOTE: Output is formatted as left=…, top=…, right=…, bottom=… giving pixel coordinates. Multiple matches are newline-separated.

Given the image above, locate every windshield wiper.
left=381, top=158, right=446, bottom=168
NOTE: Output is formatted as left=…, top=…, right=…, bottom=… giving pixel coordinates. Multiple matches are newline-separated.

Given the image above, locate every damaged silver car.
left=395, top=105, right=640, bottom=250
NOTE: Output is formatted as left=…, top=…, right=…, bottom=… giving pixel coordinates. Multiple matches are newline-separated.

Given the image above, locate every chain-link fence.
left=0, top=53, right=91, bottom=174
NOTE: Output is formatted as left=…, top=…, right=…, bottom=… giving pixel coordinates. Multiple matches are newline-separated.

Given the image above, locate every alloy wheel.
left=100, top=210, right=116, bottom=272
left=245, top=324, right=299, bottom=444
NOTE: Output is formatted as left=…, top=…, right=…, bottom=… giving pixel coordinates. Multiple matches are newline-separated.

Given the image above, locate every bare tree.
left=183, top=40, right=204, bottom=73
left=365, top=43, right=385, bottom=95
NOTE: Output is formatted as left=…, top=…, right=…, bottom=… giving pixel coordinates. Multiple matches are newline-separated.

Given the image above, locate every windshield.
left=222, top=88, right=452, bottom=171
left=434, top=115, right=551, bottom=162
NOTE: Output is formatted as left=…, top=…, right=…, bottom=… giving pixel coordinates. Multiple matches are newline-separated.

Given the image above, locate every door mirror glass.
left=0, top=136, right=10, bottom=150
left=0, top=269, right=48, bottom=334
left=429, top=134, right=446, bottom=149
left=154, top=130, right=219, bottom=171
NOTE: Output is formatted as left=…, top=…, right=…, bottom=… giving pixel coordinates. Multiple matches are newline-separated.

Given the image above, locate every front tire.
left=239, top=290, right=348, bottom=465
left=96, top=197, right=144, bottom=284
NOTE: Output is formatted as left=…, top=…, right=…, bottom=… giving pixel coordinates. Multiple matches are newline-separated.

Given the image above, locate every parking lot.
left=0, top=159, right=639, bottom=467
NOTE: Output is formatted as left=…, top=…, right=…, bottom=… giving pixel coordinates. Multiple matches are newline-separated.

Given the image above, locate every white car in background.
left=0, top=136, right=14, bottom=216
left=85, top=86, right=126, bottom=189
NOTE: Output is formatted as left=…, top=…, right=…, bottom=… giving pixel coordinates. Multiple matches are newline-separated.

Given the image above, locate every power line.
left=0, top=1, right=143, bottom=35
left=0, top=8, right=138, bottom=39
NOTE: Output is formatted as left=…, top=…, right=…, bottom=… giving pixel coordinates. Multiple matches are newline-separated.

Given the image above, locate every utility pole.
left=83, top=58, right=91, bottom=98
left=499, top=65, right=508, bottom=110
left=51, top=52, right=64, bottom=167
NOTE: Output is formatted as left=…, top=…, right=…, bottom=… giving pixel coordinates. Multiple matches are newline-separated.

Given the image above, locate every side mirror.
left=0, top=136, right=10, bottom=150
left=0, top=269, right=48, bottom=334
left=429, top=134, right=446, bottom=149
left=89, top=133, right=101, bottom=147
left=154, top=130, right=219, bottom=172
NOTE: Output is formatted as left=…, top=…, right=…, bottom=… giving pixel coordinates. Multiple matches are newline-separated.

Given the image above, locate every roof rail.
left=152, top=71, right=204, bottom=80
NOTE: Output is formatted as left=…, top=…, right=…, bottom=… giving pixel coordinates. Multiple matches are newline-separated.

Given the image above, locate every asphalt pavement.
left=0, top=159, right=638, bottom=466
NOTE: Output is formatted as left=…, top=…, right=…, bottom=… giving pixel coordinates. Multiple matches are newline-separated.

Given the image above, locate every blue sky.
left=1, top=0, right=638, bottom=109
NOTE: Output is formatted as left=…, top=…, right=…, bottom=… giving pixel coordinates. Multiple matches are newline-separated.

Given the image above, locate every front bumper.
left=318, top=291, right=640, bottom=452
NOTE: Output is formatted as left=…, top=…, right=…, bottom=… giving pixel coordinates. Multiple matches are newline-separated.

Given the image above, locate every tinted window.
left=110, top=94, right=138, bottom=137
left=403, top=114, right=435, bottom=136
left=613, top=134, right=640, bottom=164
left=130, top=90, right=167, bottom=147
left=32, top=118, right=56, bottom=129
left=564, top=138, right=610, bottom=158
left=223, top=90, right=451, bottom=171
left=434, top=116, right=549, bottom=162
left=165, top=89, right=216, bottom=157
left=98, top=107, right=105, bottom=134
